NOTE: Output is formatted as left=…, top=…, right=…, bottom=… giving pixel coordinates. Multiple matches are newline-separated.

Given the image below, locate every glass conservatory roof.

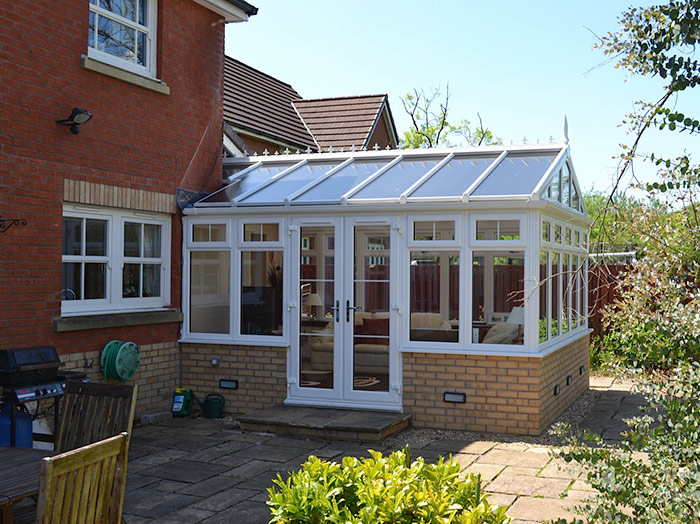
left=197, top=144, right=579, bottom=210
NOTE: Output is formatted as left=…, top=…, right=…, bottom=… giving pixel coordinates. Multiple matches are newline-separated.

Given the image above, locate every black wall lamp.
left=57, top=108, right=93, bottom=135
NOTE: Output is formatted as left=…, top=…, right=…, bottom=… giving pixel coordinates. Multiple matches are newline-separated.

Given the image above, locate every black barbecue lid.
left=0, top=346, right=60, bottom=370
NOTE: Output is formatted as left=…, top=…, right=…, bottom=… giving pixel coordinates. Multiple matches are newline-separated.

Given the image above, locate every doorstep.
left=237, top=405, right=411, bottom=441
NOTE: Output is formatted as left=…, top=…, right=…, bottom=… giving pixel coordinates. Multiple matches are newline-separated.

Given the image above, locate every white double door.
left=287, top=216, right=401, bottom=410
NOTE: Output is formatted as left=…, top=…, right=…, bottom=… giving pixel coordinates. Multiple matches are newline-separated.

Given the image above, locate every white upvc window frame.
left=234, top=217, right=288, bottom=345
left=470, top=212, right=527, bottom=248
left=402, top=214, right=463, bottom=350
left=62, top=204, right=170, bottom=316
left=183, top=217, right=233, bottom=340
left=537, top=214, right=589, bottom=350
left=87, top=0, right=158, bottom=78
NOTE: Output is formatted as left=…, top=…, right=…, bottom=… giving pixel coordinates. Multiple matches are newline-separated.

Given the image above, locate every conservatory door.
left=288, top=217, right=400, bottom=410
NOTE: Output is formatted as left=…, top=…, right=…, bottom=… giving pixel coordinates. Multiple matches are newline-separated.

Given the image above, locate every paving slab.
left=177, top=475, right=242, bottom=497
left=539, top=459, right=583, bottom=480
left=223, top=459, right=280, bottom=479
left=141, top=460, right=229, bottom=483
left=477, top=449, right=550, bottom=468
left=464, top=462, right=506, bottom=482
left=422, top=439, right=495, bottom=454
left=191, top=486, right=259, bottom=512
left=152, top=507, right=215, bottom=524
left=122, top=488, right=202, bottom=519
left=487, top=474, right=571, bottom=498
left=202, top=500, right=271, bottom=524
left=234, top=443, right=310, bottom=462
left=507, top=496, right=580, bottom=522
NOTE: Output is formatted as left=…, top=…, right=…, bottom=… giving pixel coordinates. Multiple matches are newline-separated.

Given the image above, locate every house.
left=0, top=0, right=257, bottom=415
left=180, top=140, right=591, bottom=436
left=222, top=57, right=398, bottom=156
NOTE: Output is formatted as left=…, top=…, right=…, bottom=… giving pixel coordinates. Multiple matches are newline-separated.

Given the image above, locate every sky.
left=224, top=1, right=699, bottom=193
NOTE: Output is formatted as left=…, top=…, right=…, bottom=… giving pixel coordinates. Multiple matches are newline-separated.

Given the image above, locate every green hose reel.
left=101, top=340, right=141, bottom=383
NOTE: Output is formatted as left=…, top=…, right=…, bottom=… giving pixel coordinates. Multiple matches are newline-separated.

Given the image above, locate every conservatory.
left=181, top=142, right=591, bottom=435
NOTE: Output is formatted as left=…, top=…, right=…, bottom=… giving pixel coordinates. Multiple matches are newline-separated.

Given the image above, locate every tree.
left=400, top=85, right=501, bottom=148
left=597, top=0, right=699, bottom=195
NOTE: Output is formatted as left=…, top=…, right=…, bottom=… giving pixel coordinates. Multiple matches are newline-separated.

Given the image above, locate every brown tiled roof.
left=223, top=57, right=317, bottom=150
left=293, top=95, right=391, bottom=151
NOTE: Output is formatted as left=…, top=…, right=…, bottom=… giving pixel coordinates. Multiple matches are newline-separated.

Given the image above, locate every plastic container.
left=0, top=402, right=33, bottom=448
left=172, top=387, right=193, bottom=417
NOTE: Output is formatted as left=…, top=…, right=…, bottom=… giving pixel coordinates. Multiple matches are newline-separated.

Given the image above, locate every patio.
left=3, top=377, right=639, bottom=523
left=8, top=376, right=636, bottom=524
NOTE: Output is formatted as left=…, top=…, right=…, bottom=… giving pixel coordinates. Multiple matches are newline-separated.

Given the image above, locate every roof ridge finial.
left=562, top=115, right=569, bottom=144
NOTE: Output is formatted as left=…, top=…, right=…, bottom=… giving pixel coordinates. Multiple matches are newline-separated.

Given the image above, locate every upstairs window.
left=88, top=0, right=156, bottom=76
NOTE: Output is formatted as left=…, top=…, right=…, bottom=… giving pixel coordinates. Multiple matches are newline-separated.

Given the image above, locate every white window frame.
left=403, top=214, right=463, bottom=350
left=235, top=218, right=287, bottom=344
left=87, top=0, right=158, bottom=78
left=62, top=205, right=170, bottom=316
left=470, top=213, right=526, bottom=248
left=183, top=217, right=233, bottom=340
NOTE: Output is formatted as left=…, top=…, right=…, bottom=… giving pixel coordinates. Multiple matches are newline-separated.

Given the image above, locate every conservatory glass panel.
left=539, top=252, right=549, bottom=343
left=472, top=251, right=525, bottom=345
left=300, top=226, right=335, bottom=389
left=562, top=164, right=571, bottom=207
left=471, top=153, right=557, bottom=196
left=240, top=251, right=283, bottom=335
left=350, top=158, right=440, bottom=200
left=198, top=164, right=295, bottom=204
left=409, top=252, right=459, bottom=343
left=293, top=161, right=388, bottom=203
left=410, top=155, right=498, bottom=198
left=239, top=162, right=340, bottom=204
left=551, top=253, right=560, bottom=337
left=562, top=254, right=570, bottom=334
left=413, top=221, right=455, bottom=241
left=190, top=251, right=230, bottom=334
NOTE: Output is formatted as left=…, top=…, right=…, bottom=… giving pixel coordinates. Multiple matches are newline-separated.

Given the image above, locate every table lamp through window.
left=306, top=293, right=323, bottom=319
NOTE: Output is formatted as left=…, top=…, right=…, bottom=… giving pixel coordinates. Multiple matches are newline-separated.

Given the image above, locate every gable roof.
left=293, top=95, right=398, bottom=151
left=223, top=57, right=317, bottom=151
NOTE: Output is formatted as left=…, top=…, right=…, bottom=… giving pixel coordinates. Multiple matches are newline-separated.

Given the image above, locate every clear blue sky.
left=225, top=1, right=698, bottom=193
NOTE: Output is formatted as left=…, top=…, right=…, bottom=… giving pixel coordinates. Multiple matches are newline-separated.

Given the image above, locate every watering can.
left=194, top=393, right=225, bottom=419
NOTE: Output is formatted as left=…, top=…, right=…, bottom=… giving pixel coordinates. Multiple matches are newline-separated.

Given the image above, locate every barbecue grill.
left=0, top=346, right=77, bottom=446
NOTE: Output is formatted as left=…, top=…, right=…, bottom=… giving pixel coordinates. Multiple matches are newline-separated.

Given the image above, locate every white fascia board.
left=568, top=151, right=588, bottom=216
left=542, top=201, right=593, bottom=226
left=191, top=0, right=250, bottom=21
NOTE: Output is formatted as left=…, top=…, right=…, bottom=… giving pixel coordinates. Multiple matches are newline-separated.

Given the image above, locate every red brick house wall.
left=0, top=0, right=233, bottom=413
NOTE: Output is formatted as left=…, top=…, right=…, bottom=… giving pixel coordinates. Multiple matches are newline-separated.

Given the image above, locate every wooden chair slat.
left=56, top=382, right=137, bottom=453
left=35, top=433, right=129, bottom=524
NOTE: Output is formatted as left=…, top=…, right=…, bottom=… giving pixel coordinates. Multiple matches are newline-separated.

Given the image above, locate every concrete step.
left=238, top=405, right=411, bottom=441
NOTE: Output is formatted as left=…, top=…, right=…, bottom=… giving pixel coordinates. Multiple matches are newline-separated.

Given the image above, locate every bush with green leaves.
left=551, top=362, right=700, bottom=523
left=267, top=446, right=510, bottom=524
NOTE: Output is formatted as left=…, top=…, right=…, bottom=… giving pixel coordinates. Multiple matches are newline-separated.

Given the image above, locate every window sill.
left=53, top=309, right=183, bottom=332
left=81, top=55, right=170, bottom=95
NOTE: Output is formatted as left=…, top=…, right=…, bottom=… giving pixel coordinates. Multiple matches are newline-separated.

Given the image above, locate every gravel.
left=383, top=388, right=600, bottom=449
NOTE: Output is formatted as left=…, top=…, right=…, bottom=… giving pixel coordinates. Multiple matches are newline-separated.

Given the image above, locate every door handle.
left=330, top=300, right=340, bottom=323
left=346, top=300, right=358, bottom=322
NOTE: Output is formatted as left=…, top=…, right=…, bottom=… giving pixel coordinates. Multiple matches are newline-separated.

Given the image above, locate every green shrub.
left=551, top=362, right=700, bottom=523
left=267, top=446, right=511, bottom=524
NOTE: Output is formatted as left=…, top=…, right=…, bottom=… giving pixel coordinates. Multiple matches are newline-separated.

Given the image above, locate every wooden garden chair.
left=55, top=382, right=138, bottom=453
left=35, top=432, right=128, bottom=524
